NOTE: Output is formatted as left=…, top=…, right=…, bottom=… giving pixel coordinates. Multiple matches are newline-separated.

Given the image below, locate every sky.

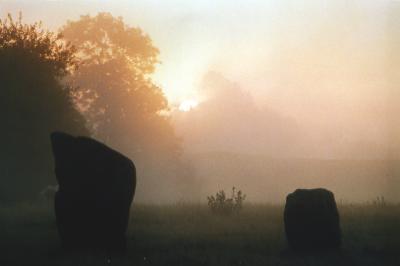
left=1, top=0, right=400, bottom=160
left=0, top=1, right=395, bottom=101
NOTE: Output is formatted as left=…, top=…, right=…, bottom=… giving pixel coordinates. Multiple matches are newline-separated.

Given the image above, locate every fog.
left=1, top=0, right=400, bottom=203
left=172, top=70, right=400, bottom=203
left=170, top=1, right=400, bottom=203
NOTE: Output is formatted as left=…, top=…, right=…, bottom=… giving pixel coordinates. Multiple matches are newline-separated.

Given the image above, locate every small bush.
left=372, top=196, right=386, bottom=207
left=207, top=187, right=246, bottom=215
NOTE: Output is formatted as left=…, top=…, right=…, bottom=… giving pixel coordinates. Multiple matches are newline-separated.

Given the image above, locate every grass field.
left=0, top=202, right=399, bottom=266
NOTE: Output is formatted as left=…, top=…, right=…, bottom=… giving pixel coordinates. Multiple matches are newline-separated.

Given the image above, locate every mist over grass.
left=178, top=153, right=400, bottom=204
left=1, top=202, right=399, bottom=266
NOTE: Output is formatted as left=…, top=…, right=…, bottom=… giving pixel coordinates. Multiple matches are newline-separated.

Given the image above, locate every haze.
left=2, top=0, right=399, bottom=203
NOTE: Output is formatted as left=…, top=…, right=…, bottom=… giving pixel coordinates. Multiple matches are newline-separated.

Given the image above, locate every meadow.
left=0, top=202, right=399, bottom=266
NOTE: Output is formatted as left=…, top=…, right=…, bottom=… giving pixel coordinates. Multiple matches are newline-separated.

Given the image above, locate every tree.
left=61, top=13, right=179, bottom=157
left=0, top=14, right=88, bottom=202
left=61, top=13, right=186, bottom=202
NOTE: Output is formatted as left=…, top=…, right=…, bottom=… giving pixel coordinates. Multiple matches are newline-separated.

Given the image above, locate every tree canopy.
left=0, top=14, right=88, bottom=201
left=61, top=13, right=180, bottom=160
left=61, top=13, right=188, bottom=202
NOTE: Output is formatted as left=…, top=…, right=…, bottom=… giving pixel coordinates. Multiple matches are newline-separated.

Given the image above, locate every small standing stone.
left=284, top=188, right=341, bottom=251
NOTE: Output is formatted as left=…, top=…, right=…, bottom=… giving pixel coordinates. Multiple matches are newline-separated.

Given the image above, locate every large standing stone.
left=284, top=188, right=341, bottom=251
left=50, top=132, right=136, bottom=252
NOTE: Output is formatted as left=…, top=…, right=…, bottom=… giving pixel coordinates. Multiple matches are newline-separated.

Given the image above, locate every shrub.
left=207, top=187, right=246, bottom=215
left=372, top=196, right=386, bottom=207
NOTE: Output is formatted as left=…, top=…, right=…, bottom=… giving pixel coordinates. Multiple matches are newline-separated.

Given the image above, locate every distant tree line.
left=0, top=13, right=190, bottom=202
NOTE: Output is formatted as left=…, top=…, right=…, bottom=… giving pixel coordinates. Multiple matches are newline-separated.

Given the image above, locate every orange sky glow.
left=1, top=0, right=399, bottom=160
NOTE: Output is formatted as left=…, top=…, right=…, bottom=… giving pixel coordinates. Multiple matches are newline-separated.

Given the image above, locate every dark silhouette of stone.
left=50, top=132, right=136, bottom=253
left=284, top=188, right=341, bottom=251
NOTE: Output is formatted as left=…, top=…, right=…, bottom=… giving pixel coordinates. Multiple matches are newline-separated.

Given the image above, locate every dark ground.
left=0, top=203, right=399, bottom=266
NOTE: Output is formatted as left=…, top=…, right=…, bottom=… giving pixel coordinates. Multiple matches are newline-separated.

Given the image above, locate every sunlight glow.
left=179, top=99, right=198, bottom=112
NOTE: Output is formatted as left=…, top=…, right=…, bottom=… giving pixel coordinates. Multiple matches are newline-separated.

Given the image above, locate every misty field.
left=0, top=203, right=399, bottom=266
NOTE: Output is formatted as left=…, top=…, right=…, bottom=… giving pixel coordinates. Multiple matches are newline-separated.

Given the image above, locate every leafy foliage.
left=0, top=14, right=88, bottom=201
left=60, top=13, right=191, bottom=202
left=207, top=187, right=246, bottom=215
left=60, top=13, right=179, bottom=157
left=0, top=13, right=77, bottom=77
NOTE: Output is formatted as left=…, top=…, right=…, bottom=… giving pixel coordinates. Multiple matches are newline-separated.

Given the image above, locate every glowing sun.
left=179, top=99, right=198, bottom=112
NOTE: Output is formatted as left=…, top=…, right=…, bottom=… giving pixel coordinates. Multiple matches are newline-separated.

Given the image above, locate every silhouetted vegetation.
left=0, top=1, right=397, bottom=264
left=207, top=187, right=246, bottom=215
left=0, top=14, right=87, bottom=202
left=61, top=13, right=179, bottom=157
left=60, top=13, right=197, bottom=202
left=372, top=196, right=387, bottom=207
left=0, top=12, right=199, bottom=203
